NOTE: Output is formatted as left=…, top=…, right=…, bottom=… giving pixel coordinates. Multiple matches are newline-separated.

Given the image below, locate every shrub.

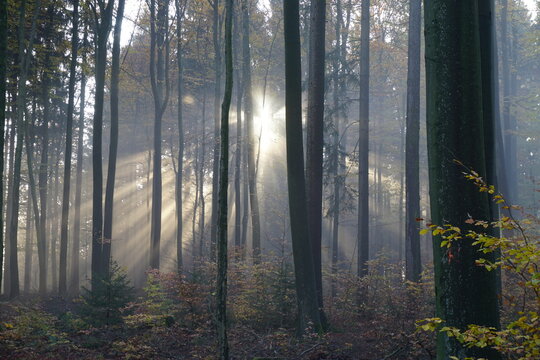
left=80, top=261, right=134, bottom=326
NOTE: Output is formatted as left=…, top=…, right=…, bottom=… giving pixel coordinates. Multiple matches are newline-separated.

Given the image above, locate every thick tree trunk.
left=357, top=0, right=370, bottom=278
left=283, top=0, right=323, bottom=334
left=405, top=0, right=421, bottom=282
left=59, top=0, right=80, bottom=294
left=306, top=0, right=327, bottom=326
left=424, top=1, right=501, bottom=358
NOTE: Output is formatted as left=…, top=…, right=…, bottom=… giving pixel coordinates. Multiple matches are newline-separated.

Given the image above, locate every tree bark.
left=50, top=152, right=60, bottom=290
left=71, top=28, right=87, bottom=295
left=59, top=0, right=80, bottom=294
left=241, top=0, right=261, bottom=263
left=210, top=0, right=221, bottom=262
left=0, top=0, right=6, bottom=292
left=174, top=0, right=185, bottom=273
left=500, top=0, right=516, bottom=203
left=283, top=0, right=323, bottom=334
left=330, top=0, right=342, bottom=299
left=23, top=189, right=32, bottom=293
left=216, top=0, right=233, bottom=356
left=149, top=0, right=170, bottom=269
left=102, top=0, right=126, bottom=276
left=357, top=0, right=370, bottom=278
left=8, top=0, right=41, bottom=298
left=233, top=5, right=243, bottom=254
left=424, top=1, right=501, bottom=358
left=405, top=0, right=421, bottom=282
left=306, top=0, right=327, bottom=326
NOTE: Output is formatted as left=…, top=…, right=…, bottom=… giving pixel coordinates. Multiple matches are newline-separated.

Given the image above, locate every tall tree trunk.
left=25, top=104, right=45, bottom=295
left=210, top=0, right=221, bottom=262
left=405, top=0, right=421, bottom=282
left=70, top=29, right=88, bottom=295
left=102, top=0, right=126, bottom=275
left=233, top=6, right=243, bottom=253
left=71, top=29, right=87, bottom=294
left=3, top=115, right=15, bottom=295
left=306, top=0, right=327, bottom=325
left=330, top=0, right=342, bottom=299
left=216, top=0, right=233, bottom=356
left=199, top=89, right=207, bottom=257
left=29, top=4, right=53, bottom=295
left=500, top=0, right=515, bottom=203
left=0, top=0, right=6, bottom=292
left=357, top=0, right=370, bottom=278
left=24, top=190, right=32, bottom=293
left=59, top=0, right=80, bottom=294
left=50, top=153, right=60, bottom=290
left=8, top=0, right=41, bottom=298
left=241, top=0, right=261, bottom=262
left=424, top=1, right=500, bottom=358
left=91, top=0, right=114, bottom=288
left=283, top=0, right=323, bottom=334
left=149, top=0, right=170, bottom=269
left=175, top=0, right=185, bottom=272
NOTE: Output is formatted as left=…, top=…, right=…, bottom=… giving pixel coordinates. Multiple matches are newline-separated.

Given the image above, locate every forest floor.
left=0, top=296, right=434, bottom=359
left=0, top=261, right=435, bottom=359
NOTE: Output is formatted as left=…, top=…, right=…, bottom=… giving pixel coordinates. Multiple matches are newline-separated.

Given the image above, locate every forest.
left=0, top=0, right=539, bottom=359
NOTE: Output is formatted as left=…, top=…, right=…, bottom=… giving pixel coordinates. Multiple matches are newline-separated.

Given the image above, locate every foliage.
left=417, top=169, right=540, bottom=359
left=126, top=266, right=213, bottom=329
left=327, top=256, right=435, bottom=358
left=80, top=261, right=135, bottom=326
left=228, top=253, right=297, bottom=329
left=0, top=304, right=70, bottom=351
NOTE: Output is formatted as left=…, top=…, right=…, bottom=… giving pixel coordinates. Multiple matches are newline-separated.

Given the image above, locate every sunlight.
left=253, top=93, right=284, bottom=175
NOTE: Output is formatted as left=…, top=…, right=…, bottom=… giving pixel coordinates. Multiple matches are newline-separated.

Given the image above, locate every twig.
left=295, top=343, right=322, bottom=359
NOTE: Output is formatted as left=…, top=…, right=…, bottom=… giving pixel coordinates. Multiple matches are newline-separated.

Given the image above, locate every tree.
left=0, top=0, right=7, bottom=292
left=500, top=0, right=516, bottom=204
left=424, top=0, right=501, bottom=358
left=71, top=27, right=88, bottom=294
left=241, top=0, right=261, bottom=262
left=405, top=0, right=421, bottom=282
left=7, top=0, right=42, bottom=298
left=357, top=0, right=370, bottom=278
left=102, top=0, right=126, bottom=276
left=233, top=5, right=243, bottom=254
left=305, top=0, right=327, bottom=325
left=149, top=0, right=170, bottom=269
left=283, top=0, right=323, bottom=334
left=210, top=0, right=221, bottom=261
left=59, top=0, right=80, bottom=295
left=174, top=0, right=186, bottom=273
left=91, top=0, right=115, bottom=287
left=216, top=0, right=232, bottom=355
